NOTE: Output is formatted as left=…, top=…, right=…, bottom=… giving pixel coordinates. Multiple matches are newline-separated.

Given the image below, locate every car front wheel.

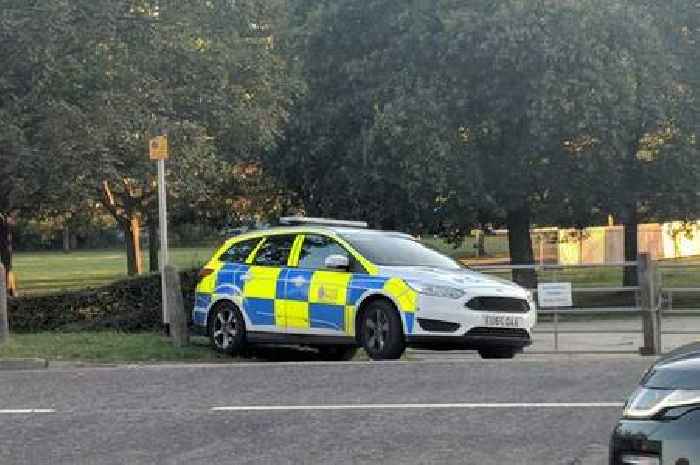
left=360, top=300, right=405, bottom=360
left=209, top=302, right=246, bottom=355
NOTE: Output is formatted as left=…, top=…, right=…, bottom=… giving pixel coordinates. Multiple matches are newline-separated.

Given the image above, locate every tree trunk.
left=623, top=203, right=639, bottom=287
left=476, top=229, right=486, bottom=257
left=62, top=227, right=71, bottom=253
left=0, top=215, right=17, bottom=297
left=506, top=206, right=537, bottom=289
left=148, top=215, right=159, bottom=273
left=122, top=215, right=144, bottom=276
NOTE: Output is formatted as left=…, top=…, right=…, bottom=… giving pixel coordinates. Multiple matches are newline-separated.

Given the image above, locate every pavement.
left=532, top=316, right=700, bottom=353
left=0, top=354, right=654, bottom=465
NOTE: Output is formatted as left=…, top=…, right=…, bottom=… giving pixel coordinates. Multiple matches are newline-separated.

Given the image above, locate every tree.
left=442, top=0, right=687, bottom=286
left=1, top=0, right=298, bottom=276
left=275, top=0, right=473, bottom=232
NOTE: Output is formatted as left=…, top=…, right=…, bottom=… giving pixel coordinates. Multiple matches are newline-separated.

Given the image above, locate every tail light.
left=198, top=268, right=215, bottom=279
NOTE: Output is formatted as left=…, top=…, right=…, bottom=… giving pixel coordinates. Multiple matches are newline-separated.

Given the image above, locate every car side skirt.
left=247, top=331, right=358, bottom=347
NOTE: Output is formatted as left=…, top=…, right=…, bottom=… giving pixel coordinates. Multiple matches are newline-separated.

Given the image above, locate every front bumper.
left=610, top=409, right=700, bottom=464
left=407, top=293, right=536, bottom=350
left=406, top=327, right=532, bottom=351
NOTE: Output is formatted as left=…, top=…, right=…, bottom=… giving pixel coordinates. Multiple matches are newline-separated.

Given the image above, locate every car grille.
left=417, top=318, right=460, bottom=333
left=466, top=296, right=530, bottom=313
left=466, top=327, right=530, bottom=339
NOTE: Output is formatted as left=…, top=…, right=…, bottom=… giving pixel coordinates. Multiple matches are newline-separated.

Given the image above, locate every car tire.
left=316, top=345, right=359, bottom=362
left=209, top=302, right=246, bottom=355
left=478, top=348, right=517, bottom=359
left=360, top=300, right=405, bottom=360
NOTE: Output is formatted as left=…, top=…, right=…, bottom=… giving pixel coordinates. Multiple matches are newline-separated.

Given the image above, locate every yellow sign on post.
left=149, top=136, right=169, bottom=160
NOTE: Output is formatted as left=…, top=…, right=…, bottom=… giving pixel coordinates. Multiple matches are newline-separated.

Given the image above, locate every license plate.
left=483, top=315, right=522, bottom=328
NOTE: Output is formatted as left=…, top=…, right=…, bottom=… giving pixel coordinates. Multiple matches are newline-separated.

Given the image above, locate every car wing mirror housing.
left=324, top=254, right=350, bottom=270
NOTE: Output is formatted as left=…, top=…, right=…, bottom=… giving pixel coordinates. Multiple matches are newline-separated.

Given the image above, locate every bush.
left=8, top=270, right=200, bottom=332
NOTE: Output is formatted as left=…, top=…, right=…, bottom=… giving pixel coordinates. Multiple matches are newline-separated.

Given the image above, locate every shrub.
left=8, top=270, right=200, bottom=332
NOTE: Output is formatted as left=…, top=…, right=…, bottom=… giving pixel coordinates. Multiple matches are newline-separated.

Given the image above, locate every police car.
left=192, top=218, right=537, bottom=360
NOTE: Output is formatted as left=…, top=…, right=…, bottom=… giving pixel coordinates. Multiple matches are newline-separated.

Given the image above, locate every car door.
left=288, top=234, right=354, bottom=335
left=243, top=234, right=297, bottom=332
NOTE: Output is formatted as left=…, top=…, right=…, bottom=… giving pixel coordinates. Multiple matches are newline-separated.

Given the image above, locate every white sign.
left=537, top=282, right=573, bottom=308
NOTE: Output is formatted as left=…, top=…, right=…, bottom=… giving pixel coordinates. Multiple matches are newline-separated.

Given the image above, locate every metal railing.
left=657, top=262, right=700, bottom=351
left=471, top=259, right=652, bottom=354
left=467, top=255, right=700, bottom=355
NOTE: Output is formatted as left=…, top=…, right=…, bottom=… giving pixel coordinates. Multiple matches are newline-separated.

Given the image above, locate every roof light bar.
left=279, top=217, right=368, bottom=229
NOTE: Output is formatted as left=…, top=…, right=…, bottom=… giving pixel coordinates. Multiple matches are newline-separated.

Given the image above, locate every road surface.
left=0, top=355, right=653, bottom=465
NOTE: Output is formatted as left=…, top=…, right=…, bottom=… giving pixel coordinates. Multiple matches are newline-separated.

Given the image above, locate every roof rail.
left=279, top=217, right=368, bottom=229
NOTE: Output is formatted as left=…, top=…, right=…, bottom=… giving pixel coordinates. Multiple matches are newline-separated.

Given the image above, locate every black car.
left=611, top=343, right=700, bottom=465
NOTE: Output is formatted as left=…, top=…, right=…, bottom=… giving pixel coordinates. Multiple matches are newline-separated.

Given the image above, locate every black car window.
left=298, top=235, right=349, bottom=270
left=219, top=238, right=261, bottom=264
left=252, top=235, right=297, bottom=267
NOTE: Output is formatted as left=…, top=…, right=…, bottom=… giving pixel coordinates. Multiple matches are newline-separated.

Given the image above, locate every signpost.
left=537, top=282, right=573, bottom=308
left=150, top=134, right=170, bottom=327
left=0, top=263, right=8, bottom=346
left=537, top=282, right=573, bottom=351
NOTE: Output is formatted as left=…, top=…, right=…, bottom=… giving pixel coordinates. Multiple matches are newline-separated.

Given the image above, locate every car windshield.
left=343, top=234, right=462, bottom=269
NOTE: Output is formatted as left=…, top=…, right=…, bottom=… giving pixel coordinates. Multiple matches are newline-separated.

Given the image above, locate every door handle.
left=291, top=276, right=307, bottom=287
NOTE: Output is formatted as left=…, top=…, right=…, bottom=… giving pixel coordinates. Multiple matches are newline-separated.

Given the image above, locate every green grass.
left=0, top=332, right=375, bottom=363
left=0, top=332, right=228, bottom=363
left=12, top=241, right=700, bottom=302
left=14, top=247, right=215, bottom=295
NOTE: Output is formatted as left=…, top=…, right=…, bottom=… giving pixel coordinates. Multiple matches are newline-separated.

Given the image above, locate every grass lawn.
left=0, top=332, right=374, bottom=363
left=0, top=332, right=228, bottom=363
left=14, top=247, right=215, bottom=295
left=12, top=242, right=700, bottom=304
left=13, top=238, right=497, bottom=295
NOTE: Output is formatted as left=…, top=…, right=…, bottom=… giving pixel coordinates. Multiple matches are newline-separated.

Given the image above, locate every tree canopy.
left=0, top=0, right=698, bottom=289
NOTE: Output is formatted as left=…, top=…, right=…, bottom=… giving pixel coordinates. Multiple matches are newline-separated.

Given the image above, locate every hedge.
left=8, top=270, right=199, bottom=332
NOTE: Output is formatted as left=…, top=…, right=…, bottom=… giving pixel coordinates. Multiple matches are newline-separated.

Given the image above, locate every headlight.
left=623, top=387, right=700, bottom=419
left=620, top=455, right=659, bottom=465
left=406, top=281, right=465, bottom=299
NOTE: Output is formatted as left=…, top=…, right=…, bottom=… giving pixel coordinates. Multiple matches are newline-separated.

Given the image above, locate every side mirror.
left=324, top=254, right=350, bottom=270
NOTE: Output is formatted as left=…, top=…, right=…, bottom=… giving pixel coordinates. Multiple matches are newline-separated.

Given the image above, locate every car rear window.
left=252, top=235, right=297, bottom=267
left=219, top=238, right=262, bottom=264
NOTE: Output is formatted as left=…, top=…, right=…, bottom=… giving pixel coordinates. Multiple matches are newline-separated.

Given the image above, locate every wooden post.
left=0, top=263, right=9, bottom=345
left=165, top=265, right=188, bottom=347
left=638, top=253, right=659, bottom=355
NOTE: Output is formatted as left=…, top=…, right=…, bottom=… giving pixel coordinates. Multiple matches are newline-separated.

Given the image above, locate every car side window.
left=252, top=235, right=296, bottom=267
left=219, top=238, right=261, bottom=264
left=298, top=234, right=350, bottom=270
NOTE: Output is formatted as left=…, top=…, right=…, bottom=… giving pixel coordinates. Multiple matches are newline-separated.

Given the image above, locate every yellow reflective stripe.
left=278, top=300, right=310, bottom=329
left=288, top=235, right=305, bottom=267
left=211, top=239, right=235, bottom=261
left=309, top=271, right=352, bottom=305
left=274, top=300, right=286, bottom=327
left=196, top=260, right=224, bottom=294
left=383, top=278, right=418, bottom=313
left=242, top=266, right=281, bottom=299
left=246, top=237, right=267, bottom=264
left=345, top=305, right=356, bottom=336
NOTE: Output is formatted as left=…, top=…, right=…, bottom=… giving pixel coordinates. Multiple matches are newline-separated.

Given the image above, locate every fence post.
left=165, top=265, right=188, bottom=347
left=638, top=253, right=659, bottom=355
left=0, top=263, right=8, bottom=345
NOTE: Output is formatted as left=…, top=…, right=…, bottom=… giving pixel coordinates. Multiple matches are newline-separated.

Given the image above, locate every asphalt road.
left=0, top=355, right=654, bottom=465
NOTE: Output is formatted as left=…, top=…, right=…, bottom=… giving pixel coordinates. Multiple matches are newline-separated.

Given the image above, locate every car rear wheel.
left=360, top=300, right=405, bottom=360
left=478, top=348, right=517, bottom=359
left=209, top=302, right=246, bottom=355
left=316, top=346, right=359, bottom=361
